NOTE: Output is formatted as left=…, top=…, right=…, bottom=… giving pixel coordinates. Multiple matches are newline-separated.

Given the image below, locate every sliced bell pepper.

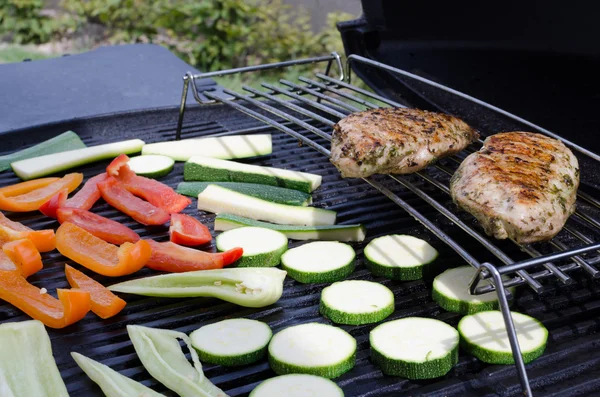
left=65, top=173, right=108, bottom=210
left=0, top=250, right=17, bottom=272
left=0, top=173, right=83, bottom=212
left=0, top=177, right=59, bottom=197
left=107, top=154, right=191, bottom=213
left=56, top=222, right=151, bottom=277
left=0, top=224, right=56, bottom=252
left=39, top=188, right=68, bottom=218
left=2, top=239, right=43, bottom=277
left=0, top=270, right=91, bottom=328
left=146, top=240, right=242, bottom=273
left=0, top=211, right=30, bottom=231
left=169, top=213, right=212, bottom=246
left=98, top=177, right=170, bottom=226
left=57, top=207, right=140, bottom=245
left=65, top=265, right=126, bottom=319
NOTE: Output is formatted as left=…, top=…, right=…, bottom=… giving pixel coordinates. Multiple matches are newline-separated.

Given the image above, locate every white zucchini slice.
left=184, top=155, right=322, bottom=193
left=197, top=185, right=336, bottom=226
left=370, top=317, right=459, bottom=379
left=11, top=139, right=145, bottom=180
left=433, top=266, right=515, bottom=314
left=268, top=322, right=356, bottom=378
left=364, top=235, right=438, bottom=280
left=216, top=227, right=288, bottom=267
left=190, top=318, right=272, bottom=366
left=281, top=241, right=355, bottom=284
left=142, top=134, right=272, bottom=161
left=250, top=374, right=344, bottom=397
left=320, top=280, right=394, bottom=325
left=458, top=310, right=548, bottom=364
left=127, top=155, right=174, bottom=178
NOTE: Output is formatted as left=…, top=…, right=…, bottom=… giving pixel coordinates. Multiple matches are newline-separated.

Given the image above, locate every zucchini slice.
left=370, top=317, right=459, bottom=379
left=458, top=310, right=548, bottom=364
left=320, top=280, right=395, bottom=325
left=281, top=241, right=355, bottom=283
left=143, top=134, right=272, bottom=161
left=184, top=155, right=322, bottom=193
left=268, top=322, right=356, bottom=378
left=178, top=182, right=312, bottom=206
left=433, top=266, right=515, bottom=314
left=127, top=155, right=174, bottom=178
left=216, top=227, right=288, bottom=267
left=364, top=235, right=438, bottom=280
left=190, top=318, right=272, bottom=366
left=214, top=214, right=366, bottom=242
left=250, top=374, right=344, bottom=397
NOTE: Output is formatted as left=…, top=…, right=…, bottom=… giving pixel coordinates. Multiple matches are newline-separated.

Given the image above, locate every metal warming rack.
left=175, top=52, right=600, bottom=396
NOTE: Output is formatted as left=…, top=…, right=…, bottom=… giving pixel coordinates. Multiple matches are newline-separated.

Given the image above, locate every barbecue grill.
left=3, top=5, right=600, bottom=397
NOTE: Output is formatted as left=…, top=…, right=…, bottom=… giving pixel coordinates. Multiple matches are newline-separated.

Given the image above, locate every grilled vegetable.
left=268, top=322, right=356, bottom=378
left=39, top=188, right=68, bottom=218
left=370, top=317, right=459, bottom=379
left=71, top=352, right=164, bottom=397
left=320, top=280, right=394, bottom=325
left=185, top=155, right=321, bottom=193
left=250, top=374, right=344, bottom=397
left=178, top=181, right=312, bottom=206
left=458, top=310, right=548, bottom=364
left=0, top=173, right=83, bottom=212
left=11, top=139, right=144, bottom=180
left=197, top=185, right=336, bottom=226
left=127, top=154, right=174, bottom=178
left=214, top=214, right=366, bottom=242
left=127, top=325, right=227, bottom=397
left=169, top=213, right=212, bottom=246
left=216, top=227, right=288, bottom=267
left=64, top=173, right=108, bottom=210
left=281, top=241, right=355, bottom=283
left=0, top=224, right=56, bottom=252
left=143, top=134, right=273, bottom=161
left=146, top=240, right=242, bottom=273
left=0, top=320, right=69, bottom=397
left=65, top=265, right=126, bottom=319
left=56, top=207, right=141, bottom=245
left=190, top=318, right=272, bottom=366
left=56, top=222, right=151, bottom=277
left=364, top=235, right=438, bottom=280
left=0, top=130, right=86, bottom=173
left=0, top=177, right=59, bottom=196
left=2, top=239, right=43, bottom=277
left=109, top=267, right=287, bottom=308
left=433, top=266, right=515, bottom=314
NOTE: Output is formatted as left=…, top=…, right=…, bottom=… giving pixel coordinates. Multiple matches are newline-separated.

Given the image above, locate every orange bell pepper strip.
left=0, top=224, right=56, bottom=252
left=0, top=177, right=59, bottom=197
left=65, top=265, right=126, bottom=319
left=0, top=211, right=30, bottom=231
left=65, top=173, right=108, bottom=210
left=0, top=173, right=83, bottom=212
left=56, top=207, right=140, bottom=245
left=39, top=188, right=68, bottom=218
left=2, top=239, right=43, bottom=277
left=146, top=240, right=243, bottom=273
left=56, top=222, right=151, bottom=277
left=0, top=270, right=91, bottom=328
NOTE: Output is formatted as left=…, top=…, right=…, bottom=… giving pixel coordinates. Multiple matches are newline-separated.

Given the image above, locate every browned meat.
left=329, top=107, right=479, bottom=178
left=450, top=131, right=579, bottom=244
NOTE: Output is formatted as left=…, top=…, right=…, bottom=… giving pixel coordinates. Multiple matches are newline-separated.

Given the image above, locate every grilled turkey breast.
left=330, top=108, right=479, bottom=178
left=450, top=131, right=579, bottom=244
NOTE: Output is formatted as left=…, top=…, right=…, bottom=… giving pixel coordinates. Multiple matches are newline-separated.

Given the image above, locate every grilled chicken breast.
left=450, top=131, right=579, bottom=244
left=330, top=108, right=479, bottom=178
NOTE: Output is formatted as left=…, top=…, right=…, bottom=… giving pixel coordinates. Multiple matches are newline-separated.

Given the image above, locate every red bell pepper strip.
left=39, top=188, right=68, bottom=218
left=169, top=213, right=212, bottom=246
left=65, top=173, right=109, bottom=210
left=107, top=155, right=191, bottom=213
left=98, top=177, right=170, bottom=226
left=0, top=224, right=56, bottom=252
left=2, top=239, right=43, bottom=277
left=0, top=270, right=91, bottom=328
left=56, top=222, right=151, bottom=277
left=65, top=265, right=126, bottom=319
left=0, top=177, right=59, bottom=197
left=0, top=173, right=83, bottom=212
left=56, top=207, right=140, bottom=245
left=146, top=240, right=243, bottom=273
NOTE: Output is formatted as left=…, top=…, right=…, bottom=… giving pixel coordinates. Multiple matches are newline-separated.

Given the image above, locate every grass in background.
left=0, top=45, right=53, bottom=63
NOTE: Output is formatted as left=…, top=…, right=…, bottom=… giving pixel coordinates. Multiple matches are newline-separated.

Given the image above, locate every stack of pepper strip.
left=0, top=173, right=82, bottom=212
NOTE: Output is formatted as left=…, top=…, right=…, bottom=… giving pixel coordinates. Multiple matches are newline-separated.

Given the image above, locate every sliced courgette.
left=216, top=226, right=288, bottom=267
left=178, top=182, right=312, bottom=206
left=281, top=241, right=355, bottom=283
left=127, top=155, right=174, bottom=178
left=250, top=374, right=344, bottom=397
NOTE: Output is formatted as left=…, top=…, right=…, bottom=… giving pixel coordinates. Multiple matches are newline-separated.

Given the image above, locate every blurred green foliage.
left=0, top=0, right=65, bottom=44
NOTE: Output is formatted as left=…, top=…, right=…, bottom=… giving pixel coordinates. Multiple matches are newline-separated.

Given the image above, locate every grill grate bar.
left=279, top=80, right=360, bottom=113
left=315, top=73, right=407, bottom=108
left=298, top=76, right=381, bottom=109
left=261, top=83, right=348, bottom=119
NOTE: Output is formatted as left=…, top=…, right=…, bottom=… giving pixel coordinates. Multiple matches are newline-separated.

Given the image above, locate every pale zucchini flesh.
left=11, top=139, right=145, bottom=180
left=178, top=182, right=312, bottom=206
left=214, top=214, right=366, bottom=242
left=127, top=154, right=174, bottom=178
left=197, top=185, right=336, bottom=226
left=250, top=374, right=344, bottom=397
left=142, top=134, right=272, bottom=161
left=268, top=322, right=356, bottom=379
left=216, top=227, right=288, bottom=267
left=281, top=241, right=355, bottom=283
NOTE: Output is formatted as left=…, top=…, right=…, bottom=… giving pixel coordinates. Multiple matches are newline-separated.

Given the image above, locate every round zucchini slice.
left=216, top=226, right=288, bottom=267
left=364, top=235, right=437, bottom=280
left=280, top=241, right=355, bottom=283
left=127, top=155, right=174, bottom=178
left=250, top=374, right=344, bottom=397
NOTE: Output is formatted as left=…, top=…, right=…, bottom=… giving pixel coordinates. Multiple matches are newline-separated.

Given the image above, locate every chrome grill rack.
left=176, top=53, right=600, bottom=396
